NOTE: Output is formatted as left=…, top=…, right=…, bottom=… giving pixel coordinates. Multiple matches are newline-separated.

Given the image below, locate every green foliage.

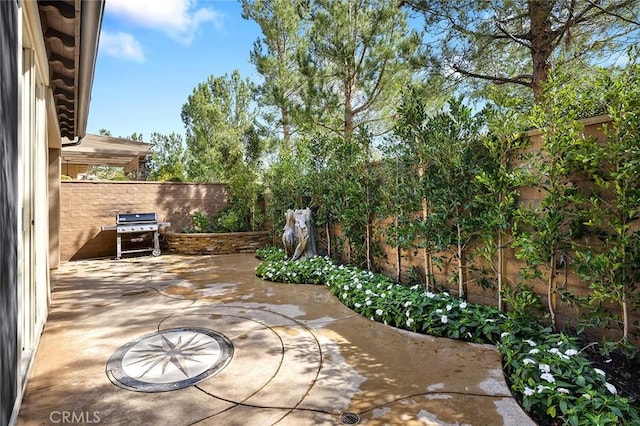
left=255, top=246, right=287, bottom=261
left=391, top=95, right=491, bottom=297
left=512, top=69, right=596, bottom=329
left=404, top=0, right=640, bottom=100
left=181, top=70, right=259, bottom=183
left=572, top=59, right=640, bottom=344
left=255, top=256, right=336, bottom=285
left=183, top=211, right=213, bottom=233
left=297, top=0, right=425, bottom=139
left=241, top=0, right=305, bottom=149
left=147, top=132, right=187, bottom=182
left=498, top=331, right=639, bottom=425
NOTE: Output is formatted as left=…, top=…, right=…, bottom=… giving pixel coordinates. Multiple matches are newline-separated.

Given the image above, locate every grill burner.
left=102, top=213, right=170, bottom=260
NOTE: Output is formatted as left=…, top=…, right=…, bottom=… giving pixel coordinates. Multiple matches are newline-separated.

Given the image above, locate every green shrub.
left=255, top=246, right=287, bottom=261
left=188, top=211, right=213, bottom=233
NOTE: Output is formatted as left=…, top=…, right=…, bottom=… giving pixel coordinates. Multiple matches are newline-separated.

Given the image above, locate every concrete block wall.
left=60, top=181, right=227, bottom=261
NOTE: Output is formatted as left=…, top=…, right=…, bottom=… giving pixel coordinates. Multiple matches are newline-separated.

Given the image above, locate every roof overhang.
left=61, top=134, right=152, bottom=167
left=38, top=0, right=104, bottom=142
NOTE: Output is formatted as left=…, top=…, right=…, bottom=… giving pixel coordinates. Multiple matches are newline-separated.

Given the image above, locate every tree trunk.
left=497, top=229, right=505, bottom=311
left=395, top=214, right=401, bottom=282
left=281, top=105, right=292, bottom=153
left=528, top=0, right=554, bottom=101
left=325, top=219, right=332, bottom=258
left=548, top=253, right=557, bottom=330
left=457, top=224, right=466, bottom=300
left=365, top=175, right=372, bottom=271
left=366, top=218, right=372, bottom=271
left=418, top=166, right=433, bottom=290
left=622, top=289, right=629, bottom=341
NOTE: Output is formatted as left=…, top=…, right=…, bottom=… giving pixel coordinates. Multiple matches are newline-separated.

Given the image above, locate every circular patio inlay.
left=106, top=327, right=233, bottom=392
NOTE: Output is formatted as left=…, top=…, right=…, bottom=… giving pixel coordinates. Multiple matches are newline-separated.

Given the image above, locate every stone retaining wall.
left=165, top=231, right=270, bottom=255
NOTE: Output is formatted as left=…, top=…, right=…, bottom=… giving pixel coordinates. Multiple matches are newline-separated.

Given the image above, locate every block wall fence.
left=59, top=181, right=227, bottom=261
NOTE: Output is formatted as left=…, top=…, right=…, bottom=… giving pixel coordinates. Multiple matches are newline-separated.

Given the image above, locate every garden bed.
left=164, top=231, right=270, bottom=255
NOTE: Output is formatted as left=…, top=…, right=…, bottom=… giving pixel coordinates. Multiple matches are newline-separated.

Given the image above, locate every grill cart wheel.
left=152, top=249, right=161, bottom=256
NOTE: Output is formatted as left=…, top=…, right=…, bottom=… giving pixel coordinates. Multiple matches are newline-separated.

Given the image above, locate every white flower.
left=485, top=319, right=495, bottom=323
left=548, top=348, right=560, bottom=355
left=404, top=301, right=412, bottom=308
left=381, top=293, right=386, bottom=298
left=411, top=284, right=419, bottom=290
left=582, top=393, right=592, bottom=400
left=343, top=285, right=349, bottom=290
left=355, top=303, right=362, bottom=308
left=529, top=348, right=540, bottom=354
left=406, top=310, right=411, bottom=317
left=501, top=332, right=509, bottom=338
left=540, top=372, right=555, bottom=383
left=605, top=382, right=617, bottom=395
left=593, top=368, right=606, bottom=377
left=425, top=292, right=436, bottom=299
left=376, top=309, right=383, bottom=316
left=365, top=289, right=372, bottom=295
left=365, top=300, right=372, bottom=306
left=525, top=339, right=537, bottom=347
left=356, top=283, right=362, bottom=290
left=538, top=363, right=551, bottom=373
left=446, top=304, right=452, bottom=311
left=557, top=387, right=570, bottom=394
left=440, top=315, right=448, bottom=324
left=342, top=293, right=347, bottom=299
left=523, top=387, right=535, bottom=396
left=460, top=302, right=468, bottom=309
left=565, top=349, right=578, bottom=356
left=435, top=309, right=443, bottom=314
left=406, top=318, right=414, bottom=327
left=523, top=358, right=536, bottom=365
left=537, top=385, right=550, bottom=393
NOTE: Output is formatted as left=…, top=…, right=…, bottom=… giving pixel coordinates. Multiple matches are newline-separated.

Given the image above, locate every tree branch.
left=452, top=64, right=533, bottom=87
left=585, top=0, right=640, bottom=26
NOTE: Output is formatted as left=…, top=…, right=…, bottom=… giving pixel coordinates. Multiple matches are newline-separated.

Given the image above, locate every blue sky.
left=87, top=0, right=262, bottom=141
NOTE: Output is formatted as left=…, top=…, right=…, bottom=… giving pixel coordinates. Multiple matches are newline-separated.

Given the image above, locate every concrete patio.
left=17, top=254, right=535, bottom=425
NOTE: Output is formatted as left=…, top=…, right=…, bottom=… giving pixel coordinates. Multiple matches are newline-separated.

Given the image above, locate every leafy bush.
left=255, top=246, right=287, bottom=261
left=499, top=331, right=639, bottom=425
left=255, top=256, right=336, bottom=285
left=187, top=210, right=213, bottom=233
left=255, top=254, right=640, bottom=424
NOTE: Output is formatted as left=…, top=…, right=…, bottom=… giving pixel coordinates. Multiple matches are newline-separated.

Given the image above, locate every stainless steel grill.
left=102, top=213, right=170, bottom=260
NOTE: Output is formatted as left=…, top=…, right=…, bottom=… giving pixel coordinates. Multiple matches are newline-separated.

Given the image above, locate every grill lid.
left=117, top=213, right=158, bottom=224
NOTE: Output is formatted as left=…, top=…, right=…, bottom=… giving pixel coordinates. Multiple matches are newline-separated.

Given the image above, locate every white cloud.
left=105, top=0, right=224, bottom=45
left=100, top=31, right=145, bottom=63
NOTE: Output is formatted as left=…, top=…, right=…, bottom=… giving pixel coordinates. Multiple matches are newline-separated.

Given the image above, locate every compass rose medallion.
left=106, top=328, right=233, bottom=392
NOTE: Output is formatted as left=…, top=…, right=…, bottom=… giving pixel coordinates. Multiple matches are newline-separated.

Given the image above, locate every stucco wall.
left=60, top=181, right=227, bottom=261
left=0, top=2, right=19, bottom=424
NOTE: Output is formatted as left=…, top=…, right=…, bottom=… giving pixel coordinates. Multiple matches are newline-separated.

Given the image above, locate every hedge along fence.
left=60, top=181, right=227, bottom=261
left=315, top=114, right=639, bottom=345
